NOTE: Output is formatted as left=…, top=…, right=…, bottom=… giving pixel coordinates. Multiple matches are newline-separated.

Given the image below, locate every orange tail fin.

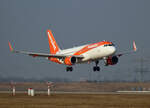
left=47, top=30, right=61, bottom=54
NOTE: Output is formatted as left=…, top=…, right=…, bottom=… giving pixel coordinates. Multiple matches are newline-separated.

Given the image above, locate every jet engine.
left=106, top=56, right=118, bottom=66
left=64, top=56, right=77, bottom=65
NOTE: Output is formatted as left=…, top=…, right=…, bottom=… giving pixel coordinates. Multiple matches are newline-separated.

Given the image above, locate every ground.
left=0, top=93, right=150, bottom=108
left=1, top=82, right=150, bottom=108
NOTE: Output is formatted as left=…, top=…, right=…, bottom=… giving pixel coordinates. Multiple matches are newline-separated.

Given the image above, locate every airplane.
left=8, top=29, right=137, bottom=72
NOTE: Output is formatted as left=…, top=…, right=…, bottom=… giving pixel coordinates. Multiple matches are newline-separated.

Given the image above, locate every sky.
left=0, top=0, right=150, bottom=81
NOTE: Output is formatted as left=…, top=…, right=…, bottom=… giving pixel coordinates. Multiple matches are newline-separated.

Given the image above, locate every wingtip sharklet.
left=133, top=41, right=137, bottom=52
left=8, top=41, right=14, bottom=52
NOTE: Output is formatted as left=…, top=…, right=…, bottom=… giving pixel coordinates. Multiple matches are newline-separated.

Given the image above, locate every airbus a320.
left=9, top=29, right=137, bottom=72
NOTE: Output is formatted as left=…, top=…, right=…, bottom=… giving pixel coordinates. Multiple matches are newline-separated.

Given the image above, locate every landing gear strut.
left=66, top=67, right=73, bottom=72
left=93, top=61, right=100, bottom=71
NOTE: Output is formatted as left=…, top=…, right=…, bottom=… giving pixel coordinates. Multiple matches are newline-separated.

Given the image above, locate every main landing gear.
left=93, top=61, right=100, bottom=71
left=65, top=61, right=100, bottom=72
left=66, top=67, right=73, bottom=72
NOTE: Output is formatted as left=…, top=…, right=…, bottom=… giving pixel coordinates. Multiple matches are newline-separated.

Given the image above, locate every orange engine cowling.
left=106, top=56, right=118, bottom=65
left=64, top=56, right=77, bottom=66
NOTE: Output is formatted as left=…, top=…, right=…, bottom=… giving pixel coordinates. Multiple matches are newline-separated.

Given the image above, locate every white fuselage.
left=57, top=42, right=116, bottom=64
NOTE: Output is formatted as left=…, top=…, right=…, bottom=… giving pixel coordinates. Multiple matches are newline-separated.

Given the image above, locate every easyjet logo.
left=48, top=32, right=56, bottom=51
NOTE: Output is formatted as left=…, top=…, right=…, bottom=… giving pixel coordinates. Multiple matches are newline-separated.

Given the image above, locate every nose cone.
left=110, top=46, right=116, bottom=55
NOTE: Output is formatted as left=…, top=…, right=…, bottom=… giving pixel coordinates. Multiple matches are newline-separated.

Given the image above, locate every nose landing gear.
left=93, top=61, right=100, bottom=71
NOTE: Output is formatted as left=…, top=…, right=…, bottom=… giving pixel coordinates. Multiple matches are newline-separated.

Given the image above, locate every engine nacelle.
left=64, top=56, right=77, bottom=65
left=106, top=56, right=118, bottom=65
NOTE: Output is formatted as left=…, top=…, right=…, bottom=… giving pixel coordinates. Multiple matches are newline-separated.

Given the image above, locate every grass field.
left=0, top=93, right=150, bottom=108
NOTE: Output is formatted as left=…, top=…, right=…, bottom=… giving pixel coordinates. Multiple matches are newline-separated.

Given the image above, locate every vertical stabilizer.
left=47, top=30, right=60, bottom=54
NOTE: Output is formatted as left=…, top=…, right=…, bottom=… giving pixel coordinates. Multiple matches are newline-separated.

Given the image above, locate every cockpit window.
left=104, top=44, right=115, bottom=47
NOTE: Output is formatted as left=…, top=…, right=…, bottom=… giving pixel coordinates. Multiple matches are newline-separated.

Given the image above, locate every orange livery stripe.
left=74, top=41, right=112, bottom=56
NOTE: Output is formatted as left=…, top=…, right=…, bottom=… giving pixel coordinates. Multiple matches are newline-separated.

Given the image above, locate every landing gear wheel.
left=66, top=67, right=69, bottom=72
left=93, top=66, right=100, bottom=72
left=70, top=67, right=73, bottom=71
left=66, top=67, right=73, bottom=72
left=93, top=61, right=100, bottom=72
left=97, top=66, right=100, bottom=71
left=93, top=66, right=97, bottom=71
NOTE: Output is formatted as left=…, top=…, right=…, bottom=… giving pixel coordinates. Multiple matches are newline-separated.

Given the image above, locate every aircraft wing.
left=8, top=42, right=84, bottom=59
left=116, top=41, right=137, bottom=57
